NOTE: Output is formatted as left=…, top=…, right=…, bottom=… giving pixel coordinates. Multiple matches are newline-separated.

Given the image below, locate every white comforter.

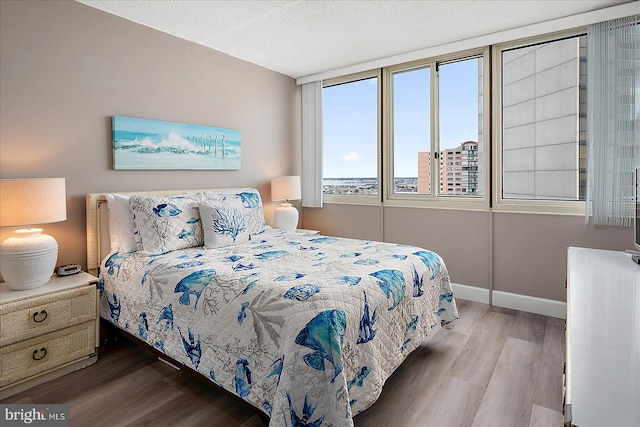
left=100, top=228, right=458, bottom=426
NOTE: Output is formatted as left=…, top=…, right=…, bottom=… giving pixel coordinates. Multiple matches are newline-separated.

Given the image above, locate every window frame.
left=383, top=47, right=490, bottom=211
left=322, top=69, right=382, bottom=206
left=320, top=28, right=595, bottom=216
left=492, top=28, right=588, bottom=215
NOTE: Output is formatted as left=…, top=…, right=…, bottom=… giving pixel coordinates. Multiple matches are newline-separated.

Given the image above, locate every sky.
left=113, top=116, right=240, bottom=140
left=323, top=58, right=480, bottom=178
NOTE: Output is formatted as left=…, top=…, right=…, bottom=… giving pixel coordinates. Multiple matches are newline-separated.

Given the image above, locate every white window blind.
left=586, top=15, right=639, bottom=226
left=301, top=81, right=323, bottom=208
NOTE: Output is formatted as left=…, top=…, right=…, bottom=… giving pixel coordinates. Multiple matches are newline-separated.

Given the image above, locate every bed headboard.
left=86, top=187, right=245, bottom=276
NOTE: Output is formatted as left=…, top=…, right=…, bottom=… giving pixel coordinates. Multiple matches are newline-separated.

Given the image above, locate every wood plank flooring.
left=1, top=299, right=565, bottom=426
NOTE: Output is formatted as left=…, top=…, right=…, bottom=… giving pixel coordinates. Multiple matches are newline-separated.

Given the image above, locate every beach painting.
left=112, top=116, right=241, bottom=170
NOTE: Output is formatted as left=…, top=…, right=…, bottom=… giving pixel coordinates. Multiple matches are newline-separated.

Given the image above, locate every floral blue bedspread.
left=100, top=228, right=458, bottom=427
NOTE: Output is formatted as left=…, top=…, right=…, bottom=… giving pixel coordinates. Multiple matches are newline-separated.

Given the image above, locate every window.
left=439, top=57, right=484, bottom=197
left=319, top=48, right=498, bottom=210
left=322, top=72, right=380, bottom=200
left=498, top=34, right=587, bottom=207
left=386, top=52, right=487, bottom=206
left=391, top=66, right=431, bottom=194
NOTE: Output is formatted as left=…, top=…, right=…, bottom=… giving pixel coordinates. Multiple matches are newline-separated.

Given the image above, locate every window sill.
left=383, top=197, right=489, bottom=212
left=492, top=199, right=587, bottom=216
left=319, top=195, right=588, bottom=216
left=322, top=194, right=381, bottom=206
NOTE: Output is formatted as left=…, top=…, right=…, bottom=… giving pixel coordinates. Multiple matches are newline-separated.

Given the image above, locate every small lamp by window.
left=0, top=178, right=67, bottom=290
left=271, top=176, right=301, bottom=231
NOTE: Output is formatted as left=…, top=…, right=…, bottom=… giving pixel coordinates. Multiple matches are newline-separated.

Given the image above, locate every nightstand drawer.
left=0, top=321, right=96, bottom=387
left=0, top=285, right=96, bottom=347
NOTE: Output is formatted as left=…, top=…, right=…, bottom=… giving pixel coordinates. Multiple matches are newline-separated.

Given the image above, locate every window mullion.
left=432, top=61, right=439, bottom=199
left=377, top=68, right=384, bottom=205
left=382, top=67, right=393, bottom=204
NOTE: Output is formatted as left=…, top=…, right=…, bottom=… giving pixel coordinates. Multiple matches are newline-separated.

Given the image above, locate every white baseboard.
left=450, top=283, right=566, bottom=319
left=451, top=283, right=490, bottom=304
left=492, top=290, right=566, bottom=319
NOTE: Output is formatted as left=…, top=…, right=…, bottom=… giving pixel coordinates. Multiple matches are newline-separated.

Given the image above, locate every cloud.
left=342, top=151, right=362, bottom=162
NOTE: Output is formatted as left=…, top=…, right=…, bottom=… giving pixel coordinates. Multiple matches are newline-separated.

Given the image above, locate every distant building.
left=418, top=141, right=479, bottom=195
left=501, top=36, right=586, bottom=200
left=417, top=152, right=431, bottom=193
left=441, top=141, right=479, bottom=195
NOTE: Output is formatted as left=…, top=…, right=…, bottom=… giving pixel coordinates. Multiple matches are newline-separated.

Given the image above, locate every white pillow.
left=105, top=193, right=138, bottom=253
left=199, top=200, right=249, bottom=249
left=129, top=194, right=203, bottom=254
left=198, top=189, right=266, bottom=235
left=105, top=194, right=120, bottom=252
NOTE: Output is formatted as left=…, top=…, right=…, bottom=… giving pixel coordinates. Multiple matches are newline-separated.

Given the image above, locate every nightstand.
left=0, top=272, right=99, bottom=399
left=296, top=229, right=320, bottom=235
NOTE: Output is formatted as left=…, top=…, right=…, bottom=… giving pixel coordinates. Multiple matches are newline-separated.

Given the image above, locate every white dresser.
left=565, top=247, right=640, bottom=427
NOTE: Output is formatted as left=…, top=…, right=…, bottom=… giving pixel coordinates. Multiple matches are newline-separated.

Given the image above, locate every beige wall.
left=303, top=204, right=384, bottom=241
left=304, top=206, right=631, bottom=302
left=492, top=212, right=629, bottom=301
left=383, top=207, right=492, bottom=290
left=0, top=1, right=300, bottom=271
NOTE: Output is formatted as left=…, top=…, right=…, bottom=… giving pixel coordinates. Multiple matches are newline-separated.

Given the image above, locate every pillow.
left=105, top=193, right=139, bottom=253
left=198, top=189, right=266, bottom=235
left=199, top=200, right=249, bottom=249
left=129, top=194, right=203, bottom=254
left=105, top=194, right=120, bottom=252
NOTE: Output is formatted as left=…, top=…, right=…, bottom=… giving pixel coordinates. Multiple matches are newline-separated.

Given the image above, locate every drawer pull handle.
left=32, top=347, right=47, bottom=361
left=32, top=310, right=48, bottom=323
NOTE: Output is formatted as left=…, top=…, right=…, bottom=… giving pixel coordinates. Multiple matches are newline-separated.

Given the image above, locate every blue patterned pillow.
left=129, top=195, right=203, bottom=254
left=198, top=189, right=266, bottom=235
left=199, top=200, right=249, bottom=248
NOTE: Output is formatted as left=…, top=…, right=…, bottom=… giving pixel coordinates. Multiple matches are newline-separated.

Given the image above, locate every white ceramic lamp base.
left=0, top=228, right=58, bottom=290
left=274, top=203, right=299, bottom=231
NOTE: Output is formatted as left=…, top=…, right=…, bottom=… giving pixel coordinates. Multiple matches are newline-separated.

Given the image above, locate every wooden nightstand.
left=0, top=272, right=99, bottom=399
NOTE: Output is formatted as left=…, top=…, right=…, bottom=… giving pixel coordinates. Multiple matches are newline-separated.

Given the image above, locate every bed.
left=86, top=188, right=458, bottom=427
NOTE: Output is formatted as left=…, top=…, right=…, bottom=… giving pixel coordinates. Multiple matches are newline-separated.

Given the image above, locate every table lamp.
left=271, top=176, right=301, bottom=230
left=0, top=178, right=67, bottom=290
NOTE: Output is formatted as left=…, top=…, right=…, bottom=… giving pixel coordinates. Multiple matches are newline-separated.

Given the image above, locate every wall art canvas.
left=112, top=116, right=241, bottom=170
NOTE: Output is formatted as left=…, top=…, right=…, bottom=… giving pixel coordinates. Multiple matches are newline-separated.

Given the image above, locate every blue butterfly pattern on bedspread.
left=99, top=228, right=458, bottom=427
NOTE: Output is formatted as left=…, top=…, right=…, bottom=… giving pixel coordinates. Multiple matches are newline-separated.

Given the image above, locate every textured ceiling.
left=77, top=0, right=633, bottom=78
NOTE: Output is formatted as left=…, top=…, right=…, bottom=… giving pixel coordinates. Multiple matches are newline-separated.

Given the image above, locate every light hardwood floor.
left=2, top=299, right=565, bottom=426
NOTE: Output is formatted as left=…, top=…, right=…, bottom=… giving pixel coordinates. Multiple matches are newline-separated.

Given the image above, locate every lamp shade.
left=1, top=178, right=67, bottom=290
left=0, top=178, right=67, bottom=226
left=271, top=176, right=301, bottom=201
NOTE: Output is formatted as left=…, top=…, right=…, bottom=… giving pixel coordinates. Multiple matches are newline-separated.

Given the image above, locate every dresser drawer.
left=0, top=285, right=96, bottom=347
left=0, top=321, right=96, bottom=387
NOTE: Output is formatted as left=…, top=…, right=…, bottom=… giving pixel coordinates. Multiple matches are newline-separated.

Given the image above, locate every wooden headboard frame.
left=86, top=187, right=245, bottom=275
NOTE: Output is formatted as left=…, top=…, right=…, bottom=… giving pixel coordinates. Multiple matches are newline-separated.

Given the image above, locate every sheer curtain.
left=301, top=81, right=323, bottom=208
left=586, top=16, right=639, bottom=226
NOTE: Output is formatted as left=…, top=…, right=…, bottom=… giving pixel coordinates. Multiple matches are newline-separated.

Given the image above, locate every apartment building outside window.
left=495, top=31, right=588, bottom=213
